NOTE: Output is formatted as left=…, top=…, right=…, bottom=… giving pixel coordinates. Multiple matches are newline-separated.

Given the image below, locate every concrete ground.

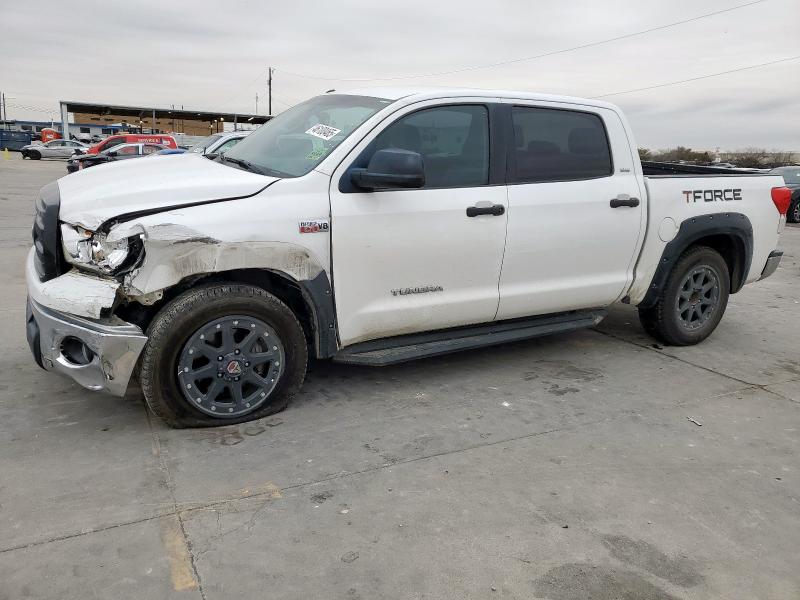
left=1, top=151, right=798, bottom=600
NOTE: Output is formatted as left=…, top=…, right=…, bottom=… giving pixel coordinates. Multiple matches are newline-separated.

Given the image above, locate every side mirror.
left=351, top=148, right=425, bottom=190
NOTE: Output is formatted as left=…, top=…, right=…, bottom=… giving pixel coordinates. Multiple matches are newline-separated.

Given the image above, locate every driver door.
left=330, top=101, right=508, bottom=346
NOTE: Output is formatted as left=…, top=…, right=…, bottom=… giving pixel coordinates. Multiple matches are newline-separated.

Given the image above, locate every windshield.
left=223, top=94, right=392, bottom=177
left=773, top=167, right=800, bottom=185
left=189, top=134, right=223, bottom=154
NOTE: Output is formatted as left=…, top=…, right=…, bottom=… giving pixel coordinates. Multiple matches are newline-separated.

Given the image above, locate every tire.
left=638, top=246, right=730, bottom=346
left=139, top=284, right=308, bottom=428
left=788, top=198, right=800, bottom=224
left=29, top=150, right=41, bottom=160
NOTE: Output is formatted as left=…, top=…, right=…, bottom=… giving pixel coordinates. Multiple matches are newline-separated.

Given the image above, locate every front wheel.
left=638, top=246, right=730, bottom=346
left=139, top=284, right=308, bottom=428
left=29, top=150, right=41, bottom=160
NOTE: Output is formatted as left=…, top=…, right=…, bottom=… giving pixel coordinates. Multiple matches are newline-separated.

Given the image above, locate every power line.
left=592, top=54, right=800, bottom=98
left=275, top=0, right=769, bottom=82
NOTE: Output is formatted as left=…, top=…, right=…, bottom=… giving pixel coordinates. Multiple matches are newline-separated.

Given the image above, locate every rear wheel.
left=638, top=246, right=730, bottom=346
left=29, top=150, right=41, bottom=160
left=139, top=284, right=307, bottom=428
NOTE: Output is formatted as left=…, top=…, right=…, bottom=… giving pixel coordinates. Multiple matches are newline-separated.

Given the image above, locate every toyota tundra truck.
left=25, top=88, right=792, bottom=427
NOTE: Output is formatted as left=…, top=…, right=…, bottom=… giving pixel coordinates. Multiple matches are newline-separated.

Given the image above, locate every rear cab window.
left=510, top=106, right=612, bottom=183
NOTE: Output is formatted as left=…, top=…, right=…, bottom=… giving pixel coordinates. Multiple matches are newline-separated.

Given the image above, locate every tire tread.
left=139, top=284, right=307, bottom=428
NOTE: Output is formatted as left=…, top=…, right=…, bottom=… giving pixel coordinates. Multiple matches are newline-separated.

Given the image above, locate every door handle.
left=466, top=204, right=505, bottom=217
left=610, top=195, right=640, bottom=208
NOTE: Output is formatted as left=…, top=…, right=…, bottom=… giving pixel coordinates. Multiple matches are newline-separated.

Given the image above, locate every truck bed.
left=642, top=161, right=767, bottom=177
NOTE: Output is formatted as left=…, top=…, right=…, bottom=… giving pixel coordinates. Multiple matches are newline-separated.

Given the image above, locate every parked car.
left=189, top=131, right=252, bottom=155
left=769, top=166, right=800, bottom=223
left=66, top=142, right=166, bottom=173
left=26, top=88, right=790, bottom=427
left=21, top=139, right=88, bottom=160
left=86, top=134, right=177, bottom=155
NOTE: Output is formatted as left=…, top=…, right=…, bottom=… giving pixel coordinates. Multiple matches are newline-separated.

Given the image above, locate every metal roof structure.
left=60, top=100, right=271, bottom=125
left=57, top=101, right=271, bottom=137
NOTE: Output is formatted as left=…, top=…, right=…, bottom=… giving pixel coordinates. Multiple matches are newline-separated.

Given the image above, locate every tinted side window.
left=511, top=107, right=612, bottom=183
left=371, top=105, right=489, bottom=188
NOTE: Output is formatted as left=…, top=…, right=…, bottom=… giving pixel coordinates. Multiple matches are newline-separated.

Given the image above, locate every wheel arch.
left=639, top=212, right=752, bottom=309
left=116, top=268, right=339, bottom=359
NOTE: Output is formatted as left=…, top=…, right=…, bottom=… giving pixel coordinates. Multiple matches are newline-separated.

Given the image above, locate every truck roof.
left=338, top=86, right=621, bottom=112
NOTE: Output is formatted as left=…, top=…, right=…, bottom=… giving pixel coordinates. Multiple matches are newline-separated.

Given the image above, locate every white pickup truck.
left=26, top=88, right=791, bottom=427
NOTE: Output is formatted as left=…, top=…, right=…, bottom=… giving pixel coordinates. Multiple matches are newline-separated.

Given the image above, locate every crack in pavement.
left=4, top=327, right=795, bottom=559
left=593, top=328, right=800, bottom=404
left=147, top=411, right=206, bottom=600
left=0, top=414, right=609, bottom=555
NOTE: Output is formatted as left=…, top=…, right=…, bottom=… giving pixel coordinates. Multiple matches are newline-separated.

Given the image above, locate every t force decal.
left=391, top=285, right=444, bottom=297
left=682, top=189, right=742, bottom=203
left=299, top=220, right=329, bottom=234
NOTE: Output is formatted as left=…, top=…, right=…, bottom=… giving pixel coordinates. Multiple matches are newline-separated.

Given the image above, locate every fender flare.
left=639, top=212, right=753, bottom=308
left=273, top=269, right=338, bottom=359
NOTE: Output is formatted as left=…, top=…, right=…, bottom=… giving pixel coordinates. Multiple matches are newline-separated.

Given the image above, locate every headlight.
left=61, top=224, right=142, bottom=275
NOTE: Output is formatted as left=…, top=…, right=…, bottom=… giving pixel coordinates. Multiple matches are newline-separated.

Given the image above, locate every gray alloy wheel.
left=176, top=314, right=285, bottom=418
left=638, top=245, right=730, bottom=346
left=675, top=265, right=721, bottom=331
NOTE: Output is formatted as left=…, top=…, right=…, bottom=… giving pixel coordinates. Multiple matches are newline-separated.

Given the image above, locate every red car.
left=87, top=134, right=177, bottom=154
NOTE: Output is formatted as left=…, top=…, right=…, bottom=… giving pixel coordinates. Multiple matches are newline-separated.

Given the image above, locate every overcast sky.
left=1, top=0, right=798, bottom=150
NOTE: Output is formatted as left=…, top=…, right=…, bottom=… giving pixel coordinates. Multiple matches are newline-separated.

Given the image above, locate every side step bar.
left=333, top=308, right=606, bottom=366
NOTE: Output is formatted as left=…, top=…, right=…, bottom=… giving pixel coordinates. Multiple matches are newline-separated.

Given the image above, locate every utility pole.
left=1, top=92, right=6, bottom=129
left=255, top=93, right=259, bottom=115
left=267, top=67, right=273, bottom=116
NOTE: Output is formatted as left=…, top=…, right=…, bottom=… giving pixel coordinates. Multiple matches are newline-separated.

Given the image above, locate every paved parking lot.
left=1, top=152, right=798, bottom=599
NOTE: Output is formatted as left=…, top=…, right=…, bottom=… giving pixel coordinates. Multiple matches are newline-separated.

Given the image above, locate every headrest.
left=527, top=140, right=560, bottom=156
left=568, top=127, right=606, bottom=155
left=387, top=124, right=421, bottom=152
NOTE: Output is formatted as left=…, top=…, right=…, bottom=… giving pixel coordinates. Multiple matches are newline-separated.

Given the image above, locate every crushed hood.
left=56, top=153, right=276, bottom=230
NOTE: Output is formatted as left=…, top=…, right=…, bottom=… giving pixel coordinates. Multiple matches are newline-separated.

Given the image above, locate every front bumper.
left=759, top=250, right=783, bottom=280
left=25, top=246, right=146, bottom=397
left=26, top=297, right=147, bottom=397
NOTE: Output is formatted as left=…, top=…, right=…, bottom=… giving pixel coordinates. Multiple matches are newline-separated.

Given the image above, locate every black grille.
left=32, top=181, right=63, bottom=282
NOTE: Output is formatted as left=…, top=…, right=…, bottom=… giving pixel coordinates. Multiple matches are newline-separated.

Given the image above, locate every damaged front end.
left=25, top=248, right=146, bottom=397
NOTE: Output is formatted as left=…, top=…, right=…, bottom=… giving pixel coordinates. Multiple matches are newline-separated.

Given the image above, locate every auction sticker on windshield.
left=305, top=124, right=341, bottom=140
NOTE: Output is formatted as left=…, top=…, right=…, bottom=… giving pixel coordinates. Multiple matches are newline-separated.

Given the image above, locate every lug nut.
left=217, top=356, right=223, bottom=361
left=234, top=376, right=240, bottom=381
left=234, top=349, right=240, bottom=354
left=244, top=362, right=250, bottom=367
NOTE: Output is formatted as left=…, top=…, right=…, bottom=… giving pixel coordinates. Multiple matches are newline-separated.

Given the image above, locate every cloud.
left=1, top=0, right=797, bottom=149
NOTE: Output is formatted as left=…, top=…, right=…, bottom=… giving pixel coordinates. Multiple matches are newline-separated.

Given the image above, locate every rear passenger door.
left=496, top=102, right=644, bottom=320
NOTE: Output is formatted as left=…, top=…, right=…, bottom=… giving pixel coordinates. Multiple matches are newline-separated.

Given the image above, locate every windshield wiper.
left=220, top=155, right=265, bottom=174
left=218, top=155, right=292, bottom=178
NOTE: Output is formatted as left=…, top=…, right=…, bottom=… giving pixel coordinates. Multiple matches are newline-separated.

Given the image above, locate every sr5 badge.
left=299, top=220, right=329, bottom=234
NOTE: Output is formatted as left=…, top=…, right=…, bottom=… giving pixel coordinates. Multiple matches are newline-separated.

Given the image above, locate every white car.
left=21, top=139, right=89, bottom=160
left=187, top=130, right=252, bottom=155
left=25, top=87, right=790, bottom=427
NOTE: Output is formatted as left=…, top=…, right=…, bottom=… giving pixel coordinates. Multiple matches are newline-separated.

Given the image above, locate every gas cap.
left=658, top=217, right=678, bottom=242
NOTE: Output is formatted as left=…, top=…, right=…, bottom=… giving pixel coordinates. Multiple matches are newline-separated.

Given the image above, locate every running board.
left=333, top=309, right=606, bottom=366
